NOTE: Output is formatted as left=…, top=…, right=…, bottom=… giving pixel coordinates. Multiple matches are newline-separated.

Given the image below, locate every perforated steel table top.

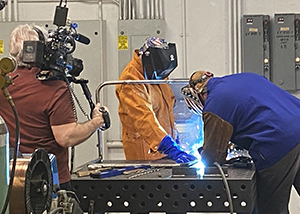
left=71, top=160, right=256, bottom=213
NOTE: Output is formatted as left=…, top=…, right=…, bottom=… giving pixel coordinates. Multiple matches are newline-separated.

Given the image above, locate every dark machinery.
left=71, top=159, right=256, bottom=214
left=9, top=149, right=53, bottom=214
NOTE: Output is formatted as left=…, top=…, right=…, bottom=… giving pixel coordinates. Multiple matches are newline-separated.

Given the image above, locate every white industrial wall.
left=1, top=0, right=300, bottom=212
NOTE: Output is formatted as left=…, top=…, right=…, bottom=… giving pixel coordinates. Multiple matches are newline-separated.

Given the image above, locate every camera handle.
left=69, top=77, right=111, bottom=131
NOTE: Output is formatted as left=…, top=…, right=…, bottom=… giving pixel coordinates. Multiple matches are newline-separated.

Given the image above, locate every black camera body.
left=22, top=6, right=84, bottom=80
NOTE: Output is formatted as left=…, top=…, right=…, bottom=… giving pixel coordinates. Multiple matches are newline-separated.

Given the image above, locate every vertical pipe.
left=124, top=0, right=128, bottom=20
left=13, top=0, right=18, bottom=21
left=128, top=0, right=131, bottom=20
left=146, top=0, right=150, bottom=19
left=1, top=10, right=4, bottom=22
left=150, top=0, right=155, bottom=19
left=227, top=0, right=234, bottom=74
left=181, top=0, right=187, bottom=77
left=131, top=0, right=136, bottom=19
left=236, top=0, right=242, bottom=73
left=232, top=0, right=238, bottom=74
left=7, top=0, right=11, bottom=22
left=159, top=0, right=163, bottom=19
left=119, top=0, right=123, bottom=20
left=232, top=0, right=241, bottom=74
left=98, top=0, right=102, bottom=21
left=154, top=0, right=159, bottom=19
left=135, top=0, right=140, bottom=19
left=136, top=0, right=145, bottom=19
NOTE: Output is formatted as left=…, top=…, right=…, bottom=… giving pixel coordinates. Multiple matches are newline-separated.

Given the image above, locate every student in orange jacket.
left=115, top=37, right=196, bottom=163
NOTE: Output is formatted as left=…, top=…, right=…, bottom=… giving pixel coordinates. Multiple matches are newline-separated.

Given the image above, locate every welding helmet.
left=181, top=70, right=214, bottom=115
left=140, top=37, right=177, bottom=80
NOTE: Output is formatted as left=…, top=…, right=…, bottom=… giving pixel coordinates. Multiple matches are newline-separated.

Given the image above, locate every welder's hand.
left=92, top=103, right=110, bottom=130
left=158, top=135, right=197, bottom=163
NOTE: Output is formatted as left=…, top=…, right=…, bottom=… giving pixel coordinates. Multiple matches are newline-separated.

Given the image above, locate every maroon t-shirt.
left=0, top=67, right=76, bottom=184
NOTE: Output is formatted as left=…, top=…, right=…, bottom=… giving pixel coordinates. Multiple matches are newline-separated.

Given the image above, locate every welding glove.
left=201, top=112, right=233, bottom=166
left=158, top=135, right=197, bottom=163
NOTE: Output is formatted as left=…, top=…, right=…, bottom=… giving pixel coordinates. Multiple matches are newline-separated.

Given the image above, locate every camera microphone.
left=0, top=1, right=6, bottom=11
left=74, top=33, right=90, bottom=45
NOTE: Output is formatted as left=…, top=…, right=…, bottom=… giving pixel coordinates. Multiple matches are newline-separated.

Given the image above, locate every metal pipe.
left=119, top=0, right=123, bottom=20
left=128, top=0, right=132, bottom=20
left=150, top=0, right=154, bottom=19
left=123, top=0, right=128, bottom=20
left=131, top=0, right=136, bottom=19
left=227, top=0, right=234, bottom=74
left=236, top=0, right=242, bottom=74
left=181, top=0, right=188, bottom=77
left=98, top=0, right=102, bottom=21
left=146, top=0, right=150, bottom=19
left=135, top=0, right=142, bottom=19
left=96, top=79, right=189, bottom=103
left=154, top=0, right=159, bottom=19
left=232, top=0, right=238, bottom=74
left=7, top=0, right=11, bottom=22
left=1, top=7, right=5, bottom=22
left=95, top=79, right=189, bottom=159
left=159, top=0, right=163, bottom=19
left=13, top=0, right=18, bottom=21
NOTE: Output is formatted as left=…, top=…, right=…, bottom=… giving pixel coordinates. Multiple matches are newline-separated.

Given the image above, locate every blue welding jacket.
left=203, top=72, right=300, bottom=171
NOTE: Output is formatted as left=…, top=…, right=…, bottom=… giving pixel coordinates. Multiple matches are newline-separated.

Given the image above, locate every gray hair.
left=9, top=24, right=48, bottom=67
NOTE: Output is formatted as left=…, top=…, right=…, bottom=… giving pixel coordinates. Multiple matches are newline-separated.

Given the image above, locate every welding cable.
left=214, top=162, right=234, bottom=214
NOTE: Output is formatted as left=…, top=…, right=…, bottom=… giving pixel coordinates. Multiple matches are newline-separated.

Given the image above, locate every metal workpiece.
left=71, top=160, right=256, bottom=213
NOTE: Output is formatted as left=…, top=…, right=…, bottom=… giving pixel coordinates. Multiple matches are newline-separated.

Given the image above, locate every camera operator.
left=0, top=24, right=108, bottom=190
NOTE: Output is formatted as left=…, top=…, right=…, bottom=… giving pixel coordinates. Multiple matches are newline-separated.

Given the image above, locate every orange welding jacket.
left=115, top=50, right=177, bottom=160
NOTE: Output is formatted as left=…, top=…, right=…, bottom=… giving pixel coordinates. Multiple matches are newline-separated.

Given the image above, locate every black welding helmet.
left=140, top=37, right=177, bottom=80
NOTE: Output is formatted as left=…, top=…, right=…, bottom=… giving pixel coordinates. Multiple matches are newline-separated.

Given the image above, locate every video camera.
left=22, top=4, right=89, bottom=81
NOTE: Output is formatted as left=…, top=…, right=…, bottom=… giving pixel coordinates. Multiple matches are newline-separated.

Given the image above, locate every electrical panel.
left=272, top=13, right=300, bottom=91
left=118, top=19, right=165, bottom=74
left=242, top=15, right=270, bottom=80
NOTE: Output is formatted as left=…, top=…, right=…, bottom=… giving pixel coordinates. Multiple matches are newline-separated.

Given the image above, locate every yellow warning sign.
left=118, top=35, right=128, bottom=50
left=0, top=40, right=3, bottom=55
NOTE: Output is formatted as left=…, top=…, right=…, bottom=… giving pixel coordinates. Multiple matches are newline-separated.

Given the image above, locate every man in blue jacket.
left=181, top=71, right=300, bottom=214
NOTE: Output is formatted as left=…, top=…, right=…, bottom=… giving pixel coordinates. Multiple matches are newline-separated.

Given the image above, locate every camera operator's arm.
left=51, top=103, right=107, bottom=148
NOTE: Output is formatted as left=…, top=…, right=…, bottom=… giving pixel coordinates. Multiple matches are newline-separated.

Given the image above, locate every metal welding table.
left=71, top=160, right=256, bottom=214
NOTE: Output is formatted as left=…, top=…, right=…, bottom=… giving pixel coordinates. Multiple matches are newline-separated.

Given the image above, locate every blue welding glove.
left=158, top=135, right=197, bottom=163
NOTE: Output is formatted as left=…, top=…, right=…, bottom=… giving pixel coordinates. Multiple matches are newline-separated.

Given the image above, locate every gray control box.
left=242, top=15, right=271, bottom=80
left=272, top=13, right=300, bottom=90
